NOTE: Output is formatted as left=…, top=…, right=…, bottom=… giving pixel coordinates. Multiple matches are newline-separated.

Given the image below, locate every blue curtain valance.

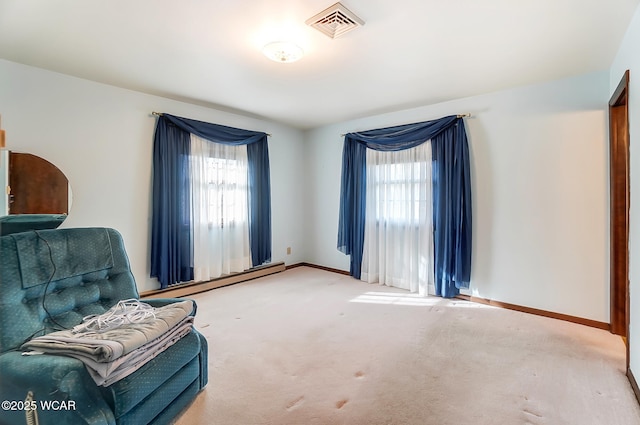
left=151, top=114, right=272, bottom=288
left=162, top=114, right=267, bottom=145
left=345, top=115, right=458, bottom=151
left=337, top=115, right=471, bottom=298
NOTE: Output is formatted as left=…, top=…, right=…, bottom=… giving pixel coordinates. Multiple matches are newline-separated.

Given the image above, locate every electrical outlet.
left=286, top=247, right=291, bottom=255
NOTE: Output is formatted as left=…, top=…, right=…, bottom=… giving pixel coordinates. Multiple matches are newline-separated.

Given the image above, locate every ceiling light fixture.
left=262, top=41, right=304, bottom=63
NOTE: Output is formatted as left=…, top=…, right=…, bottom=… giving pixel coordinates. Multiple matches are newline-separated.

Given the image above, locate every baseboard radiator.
left=141, top=262, right=286, bottom=299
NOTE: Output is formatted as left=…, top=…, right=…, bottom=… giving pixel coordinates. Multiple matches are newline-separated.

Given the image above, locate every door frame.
left=609, top=70, right=630, bottom=369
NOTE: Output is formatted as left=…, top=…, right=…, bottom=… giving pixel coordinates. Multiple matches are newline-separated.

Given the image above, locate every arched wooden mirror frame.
left=0, top=151, right=72, bottom=235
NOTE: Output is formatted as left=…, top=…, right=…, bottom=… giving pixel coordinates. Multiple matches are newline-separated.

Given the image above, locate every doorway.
left=609, top=70, right=630, bottom=366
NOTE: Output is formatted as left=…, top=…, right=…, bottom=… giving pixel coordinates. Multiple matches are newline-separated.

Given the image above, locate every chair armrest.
left=0, top=352, right=115, bottom=425
left=142, top=298, right=198, bottom=316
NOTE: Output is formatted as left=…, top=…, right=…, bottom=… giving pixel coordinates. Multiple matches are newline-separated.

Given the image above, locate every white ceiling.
left=1, top=0, right=638, bottom=130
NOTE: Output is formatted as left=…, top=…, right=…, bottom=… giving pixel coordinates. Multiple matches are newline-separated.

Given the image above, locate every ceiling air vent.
left=306, top=2, right=364, bottom=39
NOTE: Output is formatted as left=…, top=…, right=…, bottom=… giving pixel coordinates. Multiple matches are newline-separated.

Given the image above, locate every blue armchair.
left=0, top=227, right=208, bottom=425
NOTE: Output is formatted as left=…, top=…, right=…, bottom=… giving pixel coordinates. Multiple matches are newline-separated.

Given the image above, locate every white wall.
left=305, top=71, right=610, bottom=322
left=0, top=59, right=614, bottom=324
left=0, top=59, right=307, bottom=292
left=610, top=2, right=640, bottom=386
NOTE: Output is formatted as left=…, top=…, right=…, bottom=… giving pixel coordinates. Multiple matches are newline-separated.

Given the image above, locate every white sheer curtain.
left=361, top=142, right=434, bottom=295
left=190, top=134, right=252, bottom=282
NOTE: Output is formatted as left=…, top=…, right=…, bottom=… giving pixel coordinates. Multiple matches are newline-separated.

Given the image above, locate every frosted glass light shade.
left=262, top=42, right=304, bottom=63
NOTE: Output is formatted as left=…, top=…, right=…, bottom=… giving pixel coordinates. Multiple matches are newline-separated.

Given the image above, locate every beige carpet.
left=175, top=267, right=640, bottom=425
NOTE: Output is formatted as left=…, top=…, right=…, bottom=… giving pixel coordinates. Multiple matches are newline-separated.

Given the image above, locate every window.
left=369, top=160, right=430, bottom=225
left=189, top=135, right=252, bottom=282
left=202, top=156, right=248, bottom=228
left=366, top=144, right=432, bottom=227
left=361, top=142, right=433, bottom=295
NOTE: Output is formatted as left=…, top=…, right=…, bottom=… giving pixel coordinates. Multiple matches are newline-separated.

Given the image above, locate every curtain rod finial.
left=152, top=111, right=163, bottom=117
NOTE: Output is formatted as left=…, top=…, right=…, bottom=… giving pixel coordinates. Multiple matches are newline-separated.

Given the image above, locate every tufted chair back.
left=0, top=227, right=139, bottom=353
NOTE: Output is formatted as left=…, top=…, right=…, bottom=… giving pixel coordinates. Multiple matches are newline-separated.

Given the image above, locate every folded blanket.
left=80, top=316, right=193, bottom=379
left=22, top=300, right=194, bottom=362
left=22, top=299, right=196, bottom=386
left=86, top=317, right=193, bottom=386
